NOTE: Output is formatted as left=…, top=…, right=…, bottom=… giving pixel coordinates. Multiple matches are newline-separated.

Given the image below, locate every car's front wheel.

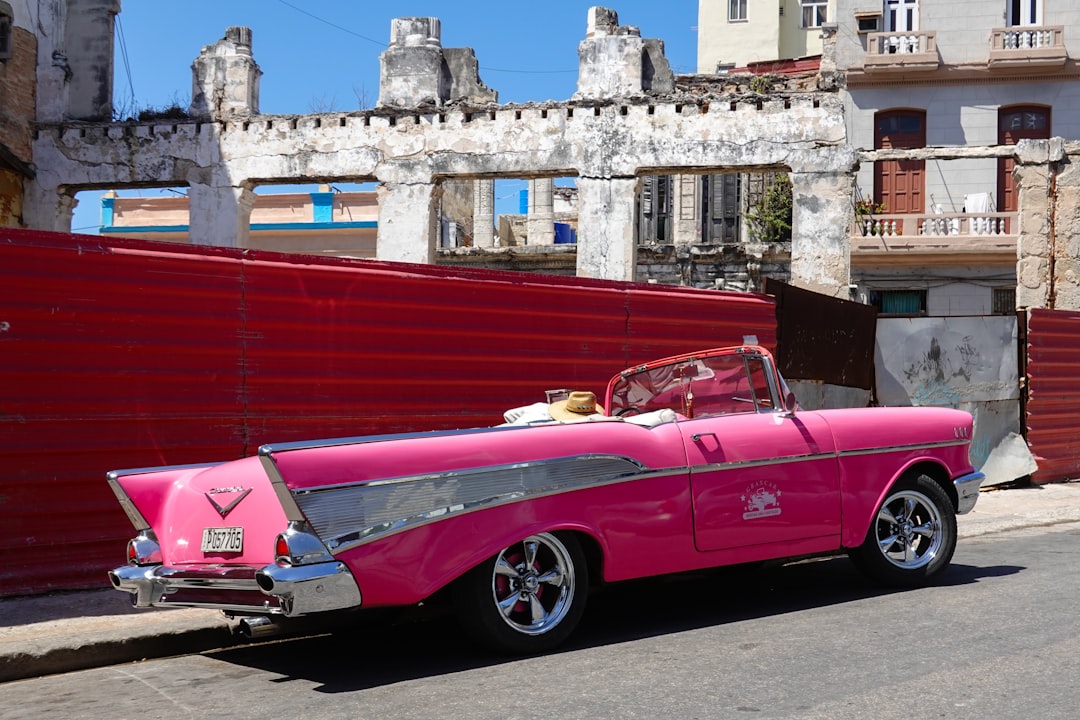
left=849, top=472, right=957, bottom=587
left=454, top=532, right=588, bottom=654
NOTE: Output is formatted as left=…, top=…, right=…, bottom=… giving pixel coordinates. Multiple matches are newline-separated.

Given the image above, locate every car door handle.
left=691, top=432, right=718, bottom=443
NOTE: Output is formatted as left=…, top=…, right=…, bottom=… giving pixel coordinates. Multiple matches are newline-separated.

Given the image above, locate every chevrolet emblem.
left=205, top=487, right=252, bottom=518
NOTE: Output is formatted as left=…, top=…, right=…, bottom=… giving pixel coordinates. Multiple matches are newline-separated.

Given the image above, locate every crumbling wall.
left=61, top=0, right=119, bottom=121
left=377, top=17, right=497, bottom=108
left=0, top=4, right=35, bottom=226
left=189, top=26, right=261, bottom=119
left=1015, top=139, right=1080, bottom=310
left=27, top=6, right=856, bottom=297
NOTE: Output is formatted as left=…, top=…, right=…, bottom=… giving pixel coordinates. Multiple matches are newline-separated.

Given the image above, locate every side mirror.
left=784, top=391, right=799, bottom=415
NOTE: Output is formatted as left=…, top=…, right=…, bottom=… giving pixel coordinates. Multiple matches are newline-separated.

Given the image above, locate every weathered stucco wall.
left=22, top=6, right=856, bottom=296
left=28, top=92, right=855, bottom=291
left=24, top=4, right=1080, bottom=306
left=1014, top=138, right=1080, bottom=311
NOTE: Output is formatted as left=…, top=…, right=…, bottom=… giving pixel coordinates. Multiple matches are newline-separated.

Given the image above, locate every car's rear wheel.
left=849, top=472, right=957, bottom=587
left=454, top=532, right=588, bottom=654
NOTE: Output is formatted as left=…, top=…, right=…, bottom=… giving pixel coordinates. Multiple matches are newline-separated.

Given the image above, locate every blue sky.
left=74, top=1, right=700, bottom=232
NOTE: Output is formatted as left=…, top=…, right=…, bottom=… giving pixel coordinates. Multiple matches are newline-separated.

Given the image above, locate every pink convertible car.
left=108, top=345, right=983, bottom=653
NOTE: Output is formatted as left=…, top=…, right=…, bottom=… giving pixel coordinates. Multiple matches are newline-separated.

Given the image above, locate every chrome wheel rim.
left=874, top=489, right=943, bottom=570
left=491, top=533, right=575, bottom=636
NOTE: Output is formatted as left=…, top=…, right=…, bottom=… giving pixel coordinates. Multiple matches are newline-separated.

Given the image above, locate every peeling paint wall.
left=876, top=315, right=1021, bottom=470
left=0, top=169, right=23, bottom=226
left=61, top=0, right=119, bottom=121
left=23, top=4, right=1080, bottom=306
left=0, top=2, right=36, bottom=223
left=19, top=5, right=855, bottom=294
left=28, top=90, right=854, bottom=286
left=1015, top=139, right=1080, bottom=312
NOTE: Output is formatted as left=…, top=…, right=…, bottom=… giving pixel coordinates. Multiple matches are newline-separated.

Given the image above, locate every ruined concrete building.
left=8, top=3, right=1080, bottom=312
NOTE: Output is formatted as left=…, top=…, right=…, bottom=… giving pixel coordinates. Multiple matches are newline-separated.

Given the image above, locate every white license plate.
left=201, top=526, right=244, bottom=553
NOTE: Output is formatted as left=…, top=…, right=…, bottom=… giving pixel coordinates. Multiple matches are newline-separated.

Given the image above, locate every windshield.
left=606, top=350, right=777, bottom=419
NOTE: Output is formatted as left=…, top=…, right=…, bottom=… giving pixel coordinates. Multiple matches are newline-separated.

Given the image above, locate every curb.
left=0, top=624, right=241, bottom=683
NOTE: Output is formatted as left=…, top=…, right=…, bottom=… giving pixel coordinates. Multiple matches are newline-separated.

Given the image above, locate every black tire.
left=454, top=532, right=588, bottom=654
left=849, top=472, right=957, bottom=588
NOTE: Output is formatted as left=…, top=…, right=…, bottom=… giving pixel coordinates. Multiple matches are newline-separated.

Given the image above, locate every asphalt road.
left=1, top=520, right=1077, bottom=720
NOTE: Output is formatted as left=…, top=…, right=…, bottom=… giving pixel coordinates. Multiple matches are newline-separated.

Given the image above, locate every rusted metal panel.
left=0, top=229, right=776, bottom=596
left=765, top=279, right=876, bottom=388
left=1026, top=309, right=1080, bottom=484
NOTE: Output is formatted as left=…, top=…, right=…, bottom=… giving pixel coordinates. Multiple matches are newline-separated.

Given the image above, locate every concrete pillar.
left=34, top=1, right=69, bottom=123
left=671, top=174, right=700, bottom=246
left=576, top=176, right=638, bottom=281
left=788, top=170, right=854, bottom=298
left=576, top=8, right=643, bottom=99
left=63, top=0, right=120, bottom=121
left=376, top=181, right=438, bottom=264
left=575, top=7, right=673, bottom=99
left=22, top=183, right=76, bottom=232
left=187, top=184, right=255, bottom=248
left=527, top=178, right=555, bottom=245
left=1015, top=138, right=1066, bottom=310
left=190, top=27, right=262, bottom=119
left=378, top=18, right=446, bottom=107
left=1015, top=165, right=1052, bottom=310
left=473, top=179, right=495, bottom=248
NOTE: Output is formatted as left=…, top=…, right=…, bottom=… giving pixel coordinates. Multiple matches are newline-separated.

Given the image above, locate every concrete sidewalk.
left=3, top=481, right=1079, bottom=683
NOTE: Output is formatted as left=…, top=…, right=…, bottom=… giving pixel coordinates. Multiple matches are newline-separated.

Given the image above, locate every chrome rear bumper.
left=108, top=560, right=362, bottom=617
left=954, top=470, right=985, bottom=514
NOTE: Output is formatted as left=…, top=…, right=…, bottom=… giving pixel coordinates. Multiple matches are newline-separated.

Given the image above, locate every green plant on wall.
left=747, top=173, right=792, bottom=243
left=749, top=74, right=772, bottom=94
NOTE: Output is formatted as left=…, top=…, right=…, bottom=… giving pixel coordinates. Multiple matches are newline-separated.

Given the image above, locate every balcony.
left=989, top=26, right=1067, bottom=68
left=863, top=31, right=939, bottom=72
left=850, top=211, right=1018, bottom=260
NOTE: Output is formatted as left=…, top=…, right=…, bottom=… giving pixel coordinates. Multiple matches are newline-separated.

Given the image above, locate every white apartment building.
left=700, top=0, right=1080, bottom=317
left=698, top=0, right=836, bottom=71
left=837, top=0, right=1080, bottom=316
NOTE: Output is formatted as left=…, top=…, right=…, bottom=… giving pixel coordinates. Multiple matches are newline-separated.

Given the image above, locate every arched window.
left=997, top=105, right=1050, bottom=212
left=874, top=109, right=926, bottom=216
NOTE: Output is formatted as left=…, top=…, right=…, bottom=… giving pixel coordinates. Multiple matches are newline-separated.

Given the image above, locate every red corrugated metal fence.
left=1, top=229, right=776, bottom=596
left=1025, top=308, right=1080, bottom=484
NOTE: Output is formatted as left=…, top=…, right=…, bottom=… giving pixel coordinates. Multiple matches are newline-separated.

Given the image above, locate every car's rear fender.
left=107, top=462, right=224, bottom=533
left=335, top=468, right=696, bottom=607
left=341, top=511, right=614, bottom=607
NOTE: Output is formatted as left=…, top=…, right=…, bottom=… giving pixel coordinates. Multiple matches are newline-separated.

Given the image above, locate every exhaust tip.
left=107, top=571, right=121, bottom=589
left=255, top=571, right=275, bottom=593
left=236, top=616, right=282, bottom=639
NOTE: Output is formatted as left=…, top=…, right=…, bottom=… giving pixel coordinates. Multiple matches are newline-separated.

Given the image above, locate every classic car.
left=108, top=345, right=984, bottom=654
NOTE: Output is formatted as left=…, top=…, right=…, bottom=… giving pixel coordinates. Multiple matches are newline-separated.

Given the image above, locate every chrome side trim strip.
left=258, top=426, right=521, bottom=456
left=291, top=455, right=675, bottom=553
left=688, top=451, right=836, bottom=474
left=106, top=474, right=151, bottom=531
left=838, top=439, right=969, bottom=457
left=258, top=453, right=310, bottom=525
left=682, top=439, right=968, bottom=477
left=106, top=462, right=225, bottom=480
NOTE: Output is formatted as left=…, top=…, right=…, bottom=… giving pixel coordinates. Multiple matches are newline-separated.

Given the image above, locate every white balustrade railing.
left=866, top=31, right=937, bottom=57
left=988, top=26, right=1066, bottom=65
left=852, top=212, right=1016, bottom=240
